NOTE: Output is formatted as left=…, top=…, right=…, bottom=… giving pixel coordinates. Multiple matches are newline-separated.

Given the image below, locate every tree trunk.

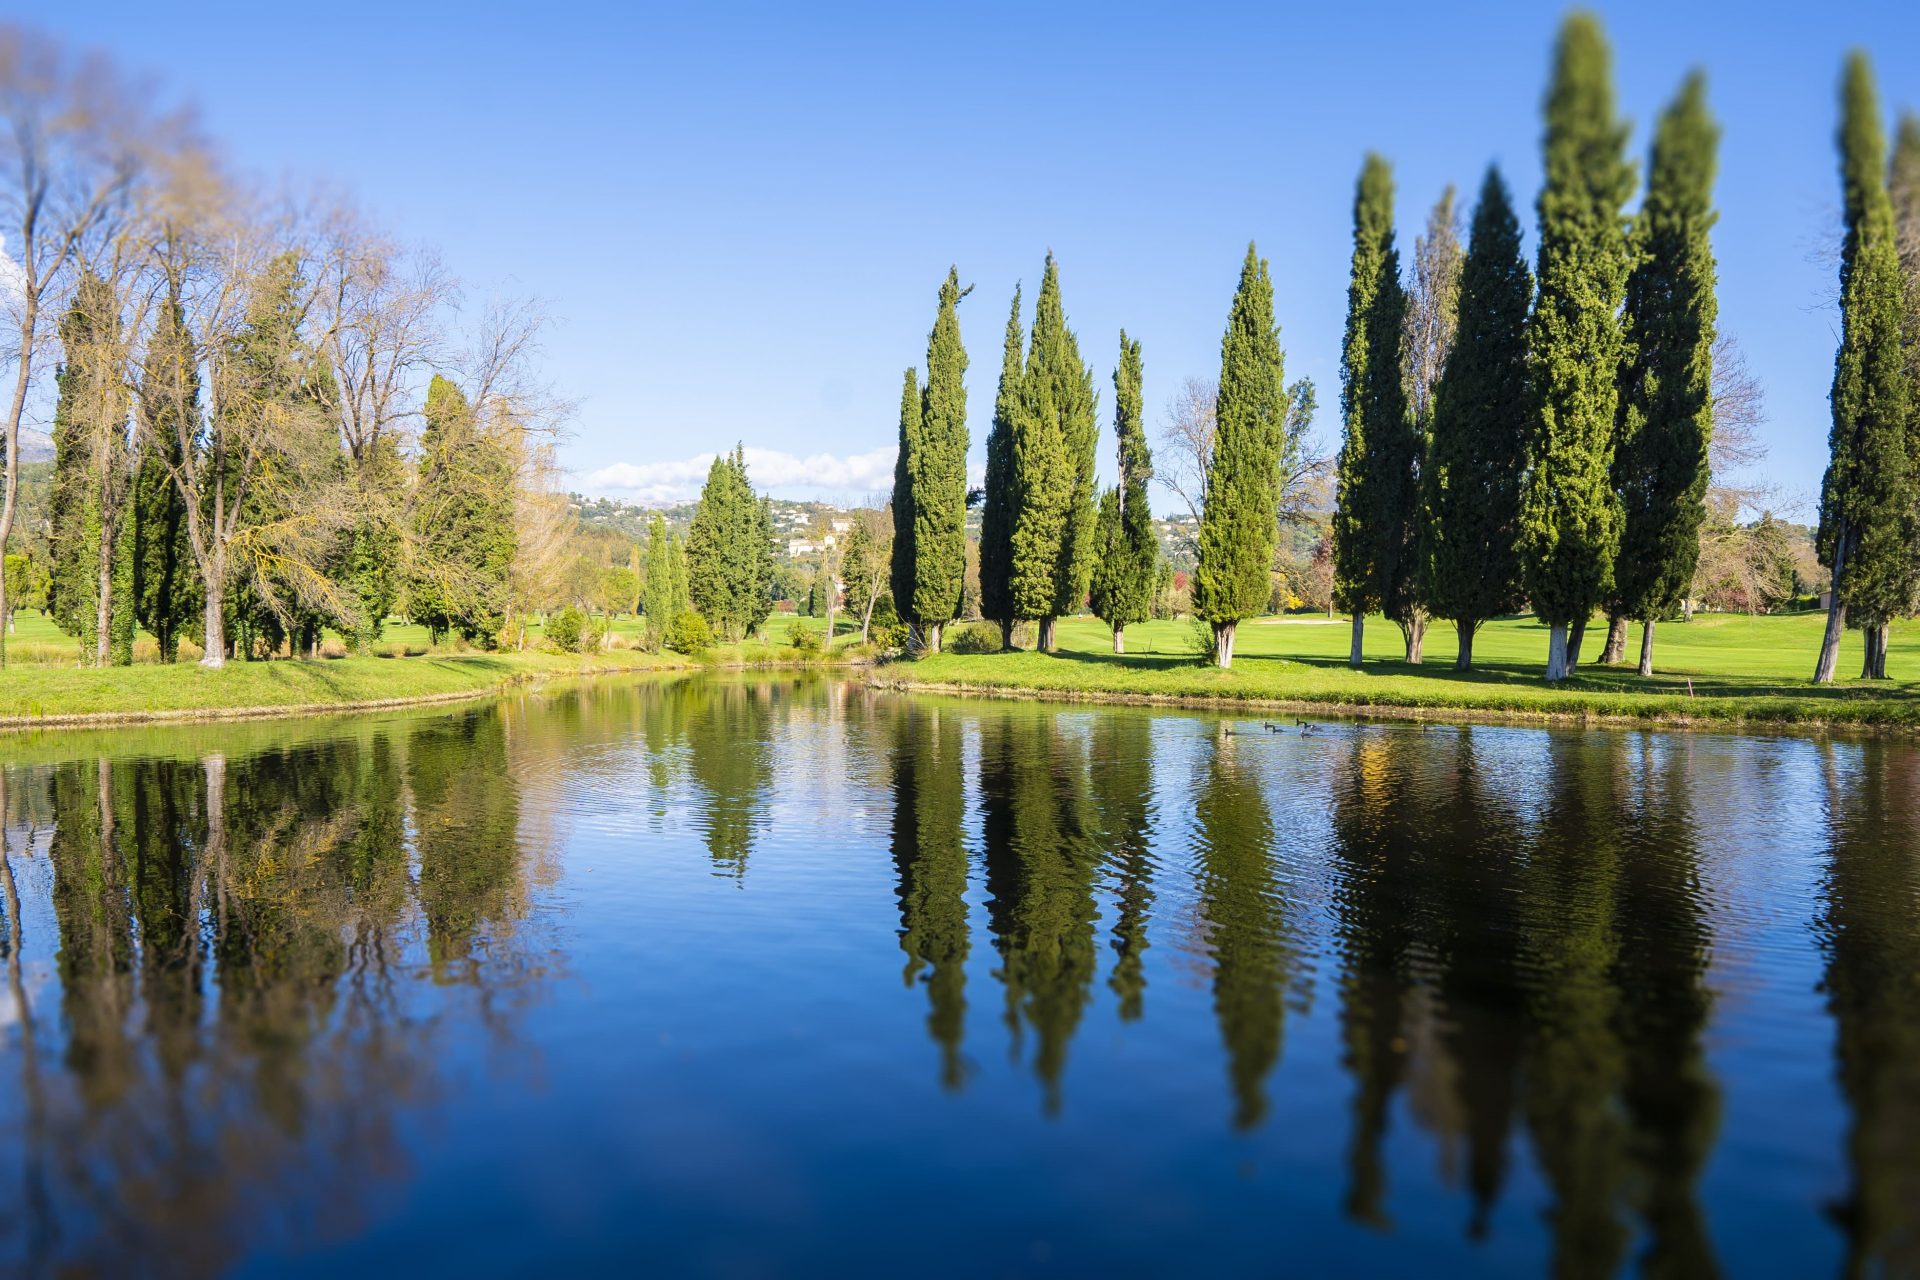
left=1682, top=598, right=1695, bottom=622
left=1861, top=622, right=1886, bottom=680
left=1349, top=614, right=1364, bottom=668
left=998, top=617, right=1014, bottom=650
left=1214, top=620, right=1237, bottom=669
left=1638, top=618, right=1655, bottom=677
left=1400, top=613, right=1426, bottom=664
left=1545, top=620, right=1570, bottom=682
left=824, top=599, right=837, bottom=651
left=95, top=523, right=113, bottom=668
left=1877, top=623, right=1890, bottom=679
left=1112, top=624, right=1125, bottom=654
left=1601, top=611, right=1629, bottom=665
left=0, top=301, right=37, bottom=670
left=201, top=576, right=227, bottom=670
left=1566, top=615, right=1588, bottom=674
left=1038, top=616, right=1057, bottom=652
left=925, top=620, right=942, bottom=654
left=1455, top=618, right=1476, bottom=671
left=1814, top=551, right=1847, bottom=683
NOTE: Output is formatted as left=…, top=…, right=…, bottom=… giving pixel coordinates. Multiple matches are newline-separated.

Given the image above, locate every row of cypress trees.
left=890, top=246, right=1286, bottom=666
left=1814, top=55, right=1920, bottom=683
left=1334, top=13, right=1720, bottom=682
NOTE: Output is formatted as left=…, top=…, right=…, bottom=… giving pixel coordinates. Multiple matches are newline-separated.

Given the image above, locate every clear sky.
left=21, top=0, right=1920, bottom=511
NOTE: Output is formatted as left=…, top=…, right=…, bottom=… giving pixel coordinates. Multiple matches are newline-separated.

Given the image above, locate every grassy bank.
left=879, top=612, right=1920, bottom=730
left=0, top=612, right=867, bottom=728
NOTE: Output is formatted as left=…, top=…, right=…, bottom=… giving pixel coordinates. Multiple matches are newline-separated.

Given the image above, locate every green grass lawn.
left=0, top=609, right=859, bottom=725
left=886, top=611, right=1920, bottom=729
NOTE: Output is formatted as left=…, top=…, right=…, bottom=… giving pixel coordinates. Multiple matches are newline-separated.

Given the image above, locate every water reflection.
left=0, top=716, right=545, bottom=1273
left=2, top=680, right=1919, bottom=1273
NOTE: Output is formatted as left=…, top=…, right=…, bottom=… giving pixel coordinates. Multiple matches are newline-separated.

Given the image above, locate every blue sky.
left=23, top=0, right=1920, bottom=511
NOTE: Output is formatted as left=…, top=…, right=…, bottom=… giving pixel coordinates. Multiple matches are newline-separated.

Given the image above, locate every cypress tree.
left=1331, top=155, right=1419, bottom=667
left=1815, top=53, right=1915, bottom=682
left=1520, top=12, right=1636, bottom=681
left=131, top=288, right=200, bottom=662
left=46, top=282, right=101, bottom=655
left=642, top=513, right=674, bottom=650
left=46, top=271, right=132, bottom=665
left=889, top=367, right=920, bottom=639
left=1009, top=254, right=1098, bottom=651
left=979, top=287, right=1023, bottom=646
left=410, top=375, right=515, bottom=646
left=1421, top=166, right=1533, bottom=670
left=1194, top=243, right=1287, bottom=668
left=666, top=530, right=691, bottom=619
left=688, top=445, right=773, bottom=641
left=1612, top=73, right=1720, bottom=677
left=892, top=268, right=970, bottom=652
left=1090, top=332, right=1155, bottom=651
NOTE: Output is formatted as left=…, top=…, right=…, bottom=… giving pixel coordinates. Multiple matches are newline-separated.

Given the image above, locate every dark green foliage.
left=131, top=289, right=200, bottom=661
left=641, top=514, right=675, bottom=649
left=687, top=445, right=774, bottom=641
left=891, top=268, right=971, bottom=638
left=1331, top=155, right=1418, bottom=634
left=1090, top=332, right=1155, bottom=639
left=979, top=287, right=1023, bottom=635
left=1612, top=74, right=1720, bottom=633
left=1421, top=167, right=1534, bottom=661
left=890, top=367, right=919, bottom=621
left=544, top=604, right=587, bottom=651
left=1193, top=244, right=1288, bottom=664
left=1818, top=54, right=1917, bottom=657
left=1009, top=255, right=1099, bottom=638
left=1520, top=13, right=1636, bottom=644
left=409, top=375, right=516, bottom=646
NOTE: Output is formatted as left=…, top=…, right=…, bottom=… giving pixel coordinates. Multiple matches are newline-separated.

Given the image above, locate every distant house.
left=787, top=539, right=822, bottom=557
left=829, top=518, right=852, bottom=534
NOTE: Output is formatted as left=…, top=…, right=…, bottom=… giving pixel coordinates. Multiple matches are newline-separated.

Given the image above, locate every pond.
left=0, top=675, right=1915, bottom=1276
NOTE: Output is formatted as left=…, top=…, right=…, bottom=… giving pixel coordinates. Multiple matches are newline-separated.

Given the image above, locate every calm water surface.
left=1, top=675, right=1916, bottom=1276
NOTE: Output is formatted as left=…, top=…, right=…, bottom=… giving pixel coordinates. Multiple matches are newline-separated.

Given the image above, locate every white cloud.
left=585, top=445, right=899, bottom=505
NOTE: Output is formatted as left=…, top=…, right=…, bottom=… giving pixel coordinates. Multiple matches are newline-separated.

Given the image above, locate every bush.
left=544, top=606, right=586, bottom=653
left=580, top=613, right=607, bottom=653
left=787, top=623, right=822, bottom=654
left=946, top=620, right=1003, bottom=654
left=868, top=594, right=909, bottom=651
left=665, top=610, right=713, bottom=655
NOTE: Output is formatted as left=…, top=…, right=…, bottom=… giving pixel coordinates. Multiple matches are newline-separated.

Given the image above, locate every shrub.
left=665, top=610, right=713, bottom=655
left=868, top=594, right=909, bottom=651
left=580, top=613, right=607, bottom=653
left=544, top=606, right=586, bottom=652
left=788, top=623, right=822, bottom=654
left=946, top=620, right=1003, bottom=654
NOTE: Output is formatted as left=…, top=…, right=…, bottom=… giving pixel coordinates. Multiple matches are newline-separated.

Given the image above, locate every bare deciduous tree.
left=1155, top=374, right=1326, bottom=561
left=1402, top=185, right=1463, bottom=422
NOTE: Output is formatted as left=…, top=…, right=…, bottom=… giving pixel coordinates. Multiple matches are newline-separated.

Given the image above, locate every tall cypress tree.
left=131, top=288, right=200, bottom=662
left=1194, top=243, right=1287, bottom=668
left=1520, top=12, right=1636, bottom=681
left=1421, top=166, right=1533, bottom=670
left=979, top=287, right=1022, bottom=646
left=1009, top=254, right=1097, bottom=651
left=641, top=513, right=674, bottom=650
left=1332, top=155, right=1419, bottom=667
left=893, top=268, right=970, bottom=652
left=1815, top=53, right=1915, bottom=682
left=889, top=367, right=920, bottom=637
left=1612, top=73, right=1720, bottom=678
left=1090, top=332, right=1155, bottom=652
left=410, top=375, right=515, bottom=646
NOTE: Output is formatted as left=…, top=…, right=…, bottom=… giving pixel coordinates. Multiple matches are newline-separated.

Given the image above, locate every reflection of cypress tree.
left=1612, top=736, right=1720, bottom=1278
left=48, top=759, right=137, bottom=1105
left=1328, top=731, right=1423, bottom=1226
left=682, top=681, right=775, bottom=876
left=888, top=702, right=971, bottom=1087
left=408, top=710, right=523, bottom=969
left=1424, top=729, right=1529, bottom=1238
left=979, top=709, right=1101, bottom=1112
left=1818, top=740, right=1920, bottom=1279
left=123, top=756, right=209, bottom=1081
left=1192, top=726, right=1296, bottom=1130
left=1516, top=733, right=1632, bottom=1276
left=1090, top=712, right=1155, bottom=1020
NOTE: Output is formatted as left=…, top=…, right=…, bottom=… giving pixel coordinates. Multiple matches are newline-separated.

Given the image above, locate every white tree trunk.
left=1112, top=624, right=1125, bottom=655
left=1637, top=618, right=1655, bottom=677
left=1349, top=614, right=1364, bottom=668
left=1214, top=620, right=1236, bottom=669
left=1544, top=620, right=1569, bottom=682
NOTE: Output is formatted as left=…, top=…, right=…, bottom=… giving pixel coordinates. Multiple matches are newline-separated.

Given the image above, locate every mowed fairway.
left=892, top=612, right=1920, bottom=728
